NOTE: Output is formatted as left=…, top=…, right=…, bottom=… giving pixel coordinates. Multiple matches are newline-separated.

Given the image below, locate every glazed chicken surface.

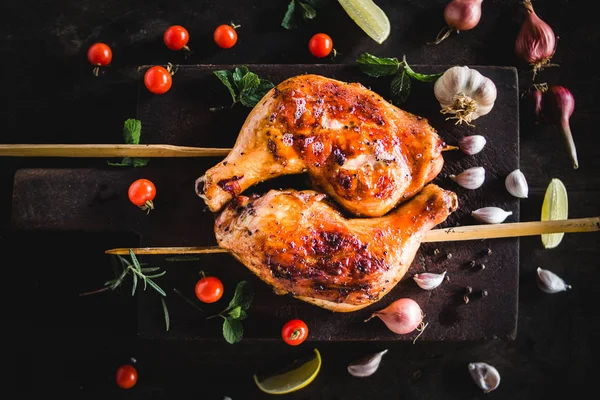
left=215, top=184, right=458, bottom=312
left=196, top=74, right=445, bottom=217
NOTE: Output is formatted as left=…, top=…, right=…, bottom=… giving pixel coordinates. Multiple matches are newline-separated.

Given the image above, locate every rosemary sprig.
left=79, top=249, right=170, bottom=331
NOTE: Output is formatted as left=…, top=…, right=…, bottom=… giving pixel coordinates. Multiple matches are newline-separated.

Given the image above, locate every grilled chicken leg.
left=197, top=74, right=445, bottom=217
left=215, top=184, right=457, bottom=312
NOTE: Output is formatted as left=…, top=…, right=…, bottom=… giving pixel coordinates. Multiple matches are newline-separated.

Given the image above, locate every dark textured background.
left=1, top=0, right=599, bottom=398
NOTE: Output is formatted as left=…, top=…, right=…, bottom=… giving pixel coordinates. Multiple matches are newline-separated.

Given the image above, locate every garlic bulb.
left=347, top=349, right=388, bottom=377
left=434, top=66, right=497, bottom=125
left=458, top=135, right=486, bottom=155
left=471, top=207, right=513, bottom=224
left=505, top=169, right=529, bottom=198
left=468, top=362, right=501, bottom=393
left=413, top=271, right=446, bottom=290
left=536, top=267, right=571, bottom=293
left=449, top=166, right=485, bottom=189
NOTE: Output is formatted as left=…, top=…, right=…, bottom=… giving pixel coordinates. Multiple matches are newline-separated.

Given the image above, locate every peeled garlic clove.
left=468, top=362, right=500, bottom=393
left=536, top=267, right=572, bottom=293
left=347, top=349, right=388, bottom=377
left=458, top=135, right=487, bottom=155
left=505, top=169, right=529, bottom=198
left=449, top=166, right=485, bottom=189
left=471, top=207, right=513, bottom=224
left=413, top=271, right=446, bottom=290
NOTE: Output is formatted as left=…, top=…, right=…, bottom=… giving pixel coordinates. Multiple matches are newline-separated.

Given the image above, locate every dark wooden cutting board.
left=11, top=64, right=519, bottom=341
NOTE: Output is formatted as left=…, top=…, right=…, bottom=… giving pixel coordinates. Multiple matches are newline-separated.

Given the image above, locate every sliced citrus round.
left=253, top=348, right=321, bottom=395
left=338, top=0, right=391, bottom=44
left=541, top=178, right=568, bottom=249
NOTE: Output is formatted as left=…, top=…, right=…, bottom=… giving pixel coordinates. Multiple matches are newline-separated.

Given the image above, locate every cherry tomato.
left=144, top=65, right=173, bottom=94
left=87, top=43, right=112, bottom=66
left=308, top=33, right=333, bottom=58
left=128, top=179, right=156, bottom=213
left=195, top=276, right=224, bottom=303
left=281, top=319, right=309, bottom=346
left=116, top=364, right=138, bottom=389
left=164, top=25, right=190, bottom=51
left=213, top=24, right=238, bottom=49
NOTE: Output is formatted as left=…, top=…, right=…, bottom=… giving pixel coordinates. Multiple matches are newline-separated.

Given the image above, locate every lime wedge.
left=541, top=178, right=569, bottom=249
left=338, top=0, right=391, bottom=44
left=254, top=348, right=321, bottom=395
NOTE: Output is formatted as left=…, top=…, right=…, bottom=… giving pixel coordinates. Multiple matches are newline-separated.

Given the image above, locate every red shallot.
left=541, top=86, right=579, bottom=169
left=515, top=0, right=557, bottom=78
left=433, top=0, right=483, bottom=44
left=364, top=298, right=423, bottom=335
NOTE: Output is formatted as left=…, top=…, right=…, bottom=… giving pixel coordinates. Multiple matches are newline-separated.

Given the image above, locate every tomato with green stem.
left=195, top=275, right=224, bottom=303
left=128, top=179, right=156, bottom=213
left=214, top=23, right=239, bottom=49
left=87, top=43, right=112, bottom=76
left=164, top=25, right=190, bottom=51
left=281, top=319, right=309, bottom=346
left=144, top=64, right=175, bottom=94
left=308, top=33, right=334, bottom=58
left=116, top=364, right=138, bottom=389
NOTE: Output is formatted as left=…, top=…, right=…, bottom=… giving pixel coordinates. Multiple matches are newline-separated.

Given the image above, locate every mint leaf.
left=390, top=70, right=412, bottom=105
left=228, top=281, right=254, bottom=311
left=240, top=80, right=274, bottom=107
left=213, top=70, right=237, bottom=103
left=282, top=0, right=297, bottom=29
left=223, top=318, right=243, bottom=344
left=123, top=118, right=142, bottom=144
left=228, top=306, right=242, bottom=319
left=232, top=66, right=250, bottom=89
left=238, top=309, right=248, bottom=320
left=403, top=63, right=442, bottom=83
left=357, top=53, right=400, bottom=77
left=107, top=157, right=150, bottom=168
left=299, top=2, right=316, bottom=19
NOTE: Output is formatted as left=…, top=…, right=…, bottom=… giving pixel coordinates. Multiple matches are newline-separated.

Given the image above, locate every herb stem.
left=173, top=288, right=204, bottom=312
left=78, top=286, right=111, bottom=297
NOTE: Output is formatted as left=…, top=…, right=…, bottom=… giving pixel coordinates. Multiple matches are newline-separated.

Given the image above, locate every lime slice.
left=541, top=178, right=569, bottom=249
left=338, top=0, right=391, bottom=44
left=254, top=348, right=321, bottom=395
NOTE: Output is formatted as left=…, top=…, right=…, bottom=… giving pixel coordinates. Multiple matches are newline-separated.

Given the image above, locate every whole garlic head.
left=434, top=66, right=497, bottom=125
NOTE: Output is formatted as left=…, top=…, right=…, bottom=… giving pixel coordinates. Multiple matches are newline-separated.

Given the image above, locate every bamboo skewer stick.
left=0, top=144, right=458, bottom=158
left=105, top=217, right=600, bottom=255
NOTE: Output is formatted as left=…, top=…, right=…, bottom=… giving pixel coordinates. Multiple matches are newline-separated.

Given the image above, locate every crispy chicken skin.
left=197, top=74, right=445, bottom=217
left=214, top=184, right=458, bottom=312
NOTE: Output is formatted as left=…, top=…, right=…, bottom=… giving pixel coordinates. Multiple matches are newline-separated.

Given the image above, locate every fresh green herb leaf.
left=281, top=0, right=297, bottom=29
left=129, top=250, right=142, bottom=272
left=232, top=66, right=250, bottom=89
left=161, top=297, right=170, bottom=332
left=240, top=80, right=274, bottom=107
left=213, top=70, right=237, bottom=103
left=145, top=271, right=167, bottom=279
left=223, top=318, right=244, bottom=344
left=131, top=272, right=138, bottom=296
left=390, top=70, right=412, bottom=105
left=228, top=306, right=242, bottom=319
left=141, top=266, right=161, bottom=273
left=123, top=118, right=142, bottom=145
left=165, top=256, right=201, bottom=262
left=238, top=309, right=248, bottom=320
left=299, top=2, right=317, bottom=19
left=146, top=278, right=167, bottom=297
left=227, top=281, right=254, bottom=311
left=356, top=52, right=400, bottom=77
left=239, top=72, right=261, bottom=105
left=403, top=62, right=442, bottom=83
left=107, top=157, right=150, bottom=168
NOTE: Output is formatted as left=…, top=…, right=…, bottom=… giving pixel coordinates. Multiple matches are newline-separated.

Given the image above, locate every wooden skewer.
left=0, top=144, right=458, bottom=158
left=105, top=217, right=600, bottom=255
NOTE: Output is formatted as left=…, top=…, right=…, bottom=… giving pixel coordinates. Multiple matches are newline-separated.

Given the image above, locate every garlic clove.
left=347, top=349, right=388, bottom=378
left=413, top=271, right=446, bottom=290
left=468, top=362, right=501, bottom=393
left=458, top=135, right=486, bottom=155
left=449, top=166, right=485, bottom=189
left=536, top=267, right=572, bottom=293
left=505, top=169, right=529, bottom=198
left=471, top=207, right=513, bottom=224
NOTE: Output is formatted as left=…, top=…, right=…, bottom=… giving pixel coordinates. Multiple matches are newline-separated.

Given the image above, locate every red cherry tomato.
left=164, top=25, right=190, bottom=51
left=144, top=66, right=173, bottom=94
left=128, top=179, right=156, bottom=213
left=281, top=319, right=309, bottom=346
left=213, top=24, right=238, bottom=49
left=116, top=364, right=138, bottom=389
left=87, top=43, right=112, bottom=66
left=308, top=33, right=333, bottom=58
left=195, top=276, right=224, bottom=303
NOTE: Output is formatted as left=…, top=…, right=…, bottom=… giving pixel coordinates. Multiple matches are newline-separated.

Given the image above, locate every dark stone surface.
left=1, top=0, right=599, bottom=398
